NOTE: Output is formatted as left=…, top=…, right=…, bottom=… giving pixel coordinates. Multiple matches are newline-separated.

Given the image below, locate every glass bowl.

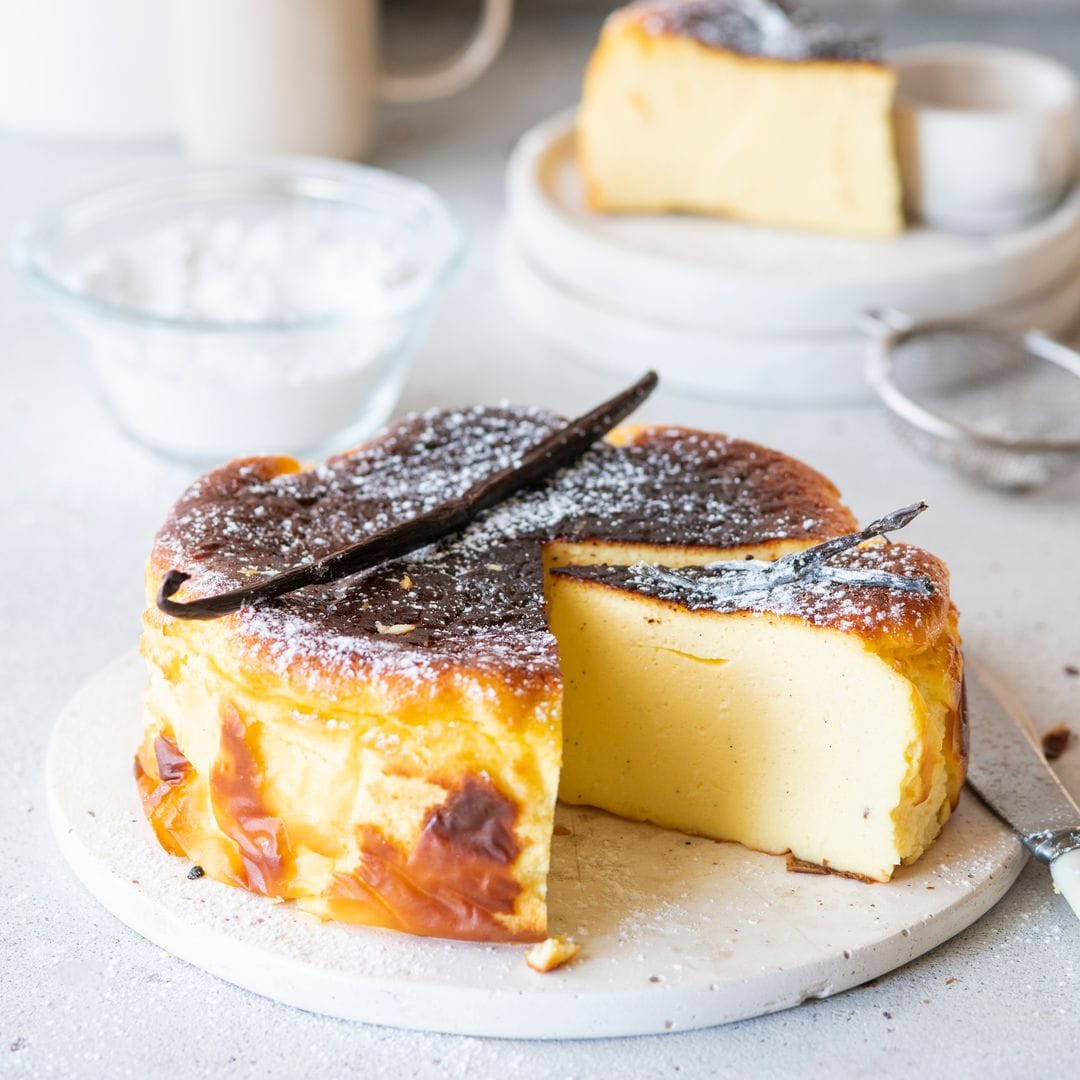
left=12, top=157, right=460, bottom=463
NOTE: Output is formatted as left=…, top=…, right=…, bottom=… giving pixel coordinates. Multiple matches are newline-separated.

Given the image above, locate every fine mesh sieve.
left=862, top=308, right=1080, bottom=491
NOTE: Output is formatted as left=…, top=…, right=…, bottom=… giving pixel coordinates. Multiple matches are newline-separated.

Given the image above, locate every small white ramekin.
left=893, top=44, right=1078, bottom=234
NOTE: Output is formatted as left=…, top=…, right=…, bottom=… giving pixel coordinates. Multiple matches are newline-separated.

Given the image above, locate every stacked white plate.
left=500, top=110, right=1080, bottom=403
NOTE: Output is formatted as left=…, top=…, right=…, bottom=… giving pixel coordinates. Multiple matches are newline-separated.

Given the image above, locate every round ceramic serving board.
left=506, top=110, right=1080, bottom=335
left=498, top=230, right=1080, bottom=404
left=48, top=652, right=1025, bottom=1040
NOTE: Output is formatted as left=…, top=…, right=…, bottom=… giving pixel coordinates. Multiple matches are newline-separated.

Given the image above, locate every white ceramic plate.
left=506, top=110, right=1080, bottom=335
left=47, top=652, right=1025, bottom=1039
left=499, top=229, right=1080, bottom=404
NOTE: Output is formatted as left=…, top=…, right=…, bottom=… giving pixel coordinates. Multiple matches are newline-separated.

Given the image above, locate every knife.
left=965, top=666, right=1080, bottom=920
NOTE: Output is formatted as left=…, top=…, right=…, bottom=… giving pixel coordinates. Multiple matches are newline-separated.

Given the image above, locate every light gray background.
left=3, top=5, right=1079, bottom=1078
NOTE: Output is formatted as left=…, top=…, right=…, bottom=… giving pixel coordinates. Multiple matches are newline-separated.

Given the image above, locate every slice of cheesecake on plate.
left=578, top=0, right=903, bottom=236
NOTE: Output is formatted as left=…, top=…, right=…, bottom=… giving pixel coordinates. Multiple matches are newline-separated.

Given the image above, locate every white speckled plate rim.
left=46, top=651, right=1025, bottom=1040
left=506, top=109, right=1080, bottom=336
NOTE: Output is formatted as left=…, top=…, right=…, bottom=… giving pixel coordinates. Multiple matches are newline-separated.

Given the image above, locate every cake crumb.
left=399, top=574, right=413, bottom=590
left=526, top=935, right=580, bottom=973
left=786, top=854, right=828, bottom=876
left=375, top=622, right=416, bottom=635
left=1064, top=664, right=1078, bottom=677
left=785, top=853, right=876, bottom=882
left=1042, top=724, right=1072, bottom=761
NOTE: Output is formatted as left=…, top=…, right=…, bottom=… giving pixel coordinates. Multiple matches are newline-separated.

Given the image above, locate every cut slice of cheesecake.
left=547, top=543, right=963, bottom=881
left=578, top=0, right=903, bottom=236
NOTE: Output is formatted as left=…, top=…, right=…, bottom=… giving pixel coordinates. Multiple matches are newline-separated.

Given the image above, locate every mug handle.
left=379, top=0, right=513, bottom=104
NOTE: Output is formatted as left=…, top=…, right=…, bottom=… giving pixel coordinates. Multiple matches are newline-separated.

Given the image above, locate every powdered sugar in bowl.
left=13, top=158, right=460, bottom=461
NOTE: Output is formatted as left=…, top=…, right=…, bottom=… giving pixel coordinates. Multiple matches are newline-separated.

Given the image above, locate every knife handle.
left=1051, top=849, right=1080, bottom=921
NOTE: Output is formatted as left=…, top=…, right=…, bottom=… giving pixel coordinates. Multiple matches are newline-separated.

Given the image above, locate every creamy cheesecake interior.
left=547, top=548, right=962, bottom=882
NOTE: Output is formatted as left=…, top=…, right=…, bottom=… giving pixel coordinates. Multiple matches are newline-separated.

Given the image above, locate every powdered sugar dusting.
left=631, top=0, right=880, bottom=62
left=564, top=544, right=949, bottom=640
left=153, top=407, right=856, bottom=695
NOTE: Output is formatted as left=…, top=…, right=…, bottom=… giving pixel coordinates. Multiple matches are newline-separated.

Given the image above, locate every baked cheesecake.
left=137, top=409, right=960, bottom=941
left=549, top=543, right=963, bottom=881
left=578, top=0, right=903, bottom=235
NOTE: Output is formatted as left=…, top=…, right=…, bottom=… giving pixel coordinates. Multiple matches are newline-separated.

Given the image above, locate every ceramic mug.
left=893, top=44, right=1078, bottom=234
left=169, top=0, right=514, bottom=160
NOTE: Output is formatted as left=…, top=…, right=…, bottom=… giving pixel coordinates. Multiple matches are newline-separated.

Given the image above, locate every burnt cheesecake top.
left=625, top=0, right=880, bottom=63
left=150, top=406, right=856, bottom=693
left=553, top=542, right=952, bottom=648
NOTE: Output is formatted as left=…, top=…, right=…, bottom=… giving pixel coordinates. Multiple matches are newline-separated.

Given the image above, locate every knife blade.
left=965, top=665, right=1080, bottom=919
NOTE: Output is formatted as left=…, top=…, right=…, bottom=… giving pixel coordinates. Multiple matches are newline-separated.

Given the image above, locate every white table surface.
left=3, top=7, right=1080, bottom=1078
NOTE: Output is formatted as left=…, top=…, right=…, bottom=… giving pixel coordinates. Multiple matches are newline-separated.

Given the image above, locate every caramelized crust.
left=553, top=542, right=953, bottom=650
left=323, top=777, right=534, bottom=941
left=616, top=1, right=882, bottom=63
left=133, top=732, right=191, bottom=857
